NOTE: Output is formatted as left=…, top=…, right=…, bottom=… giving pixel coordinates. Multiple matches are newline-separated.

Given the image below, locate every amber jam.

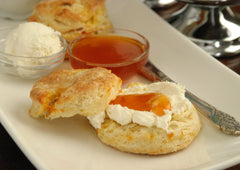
left=110, top=93, right=171, bottom=117
left=68, top=32, right=149, bottom=81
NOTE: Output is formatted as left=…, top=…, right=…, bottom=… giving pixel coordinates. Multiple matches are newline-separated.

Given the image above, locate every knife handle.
left=186, top=90, right=240, bottom=135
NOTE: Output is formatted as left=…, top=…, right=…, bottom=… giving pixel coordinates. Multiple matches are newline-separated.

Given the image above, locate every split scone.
left=29, top=69, right=201, bottom=155
left=89, top=82, right=202, bottom=155
left=29, top=67, right=122, bottom=119
left=28, top=0, right=113, bottom=43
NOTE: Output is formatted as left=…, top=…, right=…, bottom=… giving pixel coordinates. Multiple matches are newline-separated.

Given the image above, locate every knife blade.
left=139, top=61, right=240, bottom=135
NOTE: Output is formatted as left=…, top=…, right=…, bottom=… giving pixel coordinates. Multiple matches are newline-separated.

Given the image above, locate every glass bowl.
left=67, top=28, right=149, bottom=81
left=0, top=26, right=67, bottom=79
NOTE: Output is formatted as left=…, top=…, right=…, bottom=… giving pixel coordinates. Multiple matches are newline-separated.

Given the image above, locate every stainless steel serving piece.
left=143, top=0, right=177, bottom=8
left=139, top=61, right=240, bottom=135
left=169, top=0, right=240, bottom=57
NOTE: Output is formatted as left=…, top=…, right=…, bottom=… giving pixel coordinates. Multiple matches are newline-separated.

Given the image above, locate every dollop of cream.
left=106, top=104, right=173, bottom=131
left=87, top=111, right=105, bottom=129
left=87, top=81, right=192, bottom=132
left=107, top=105, right=132, bottom=125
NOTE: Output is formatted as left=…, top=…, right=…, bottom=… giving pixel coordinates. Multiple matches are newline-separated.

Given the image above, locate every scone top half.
left=29, top=67, right=122, bottom=119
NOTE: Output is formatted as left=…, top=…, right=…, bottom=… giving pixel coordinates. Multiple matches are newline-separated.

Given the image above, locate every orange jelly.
left=110, top=93, right=171, bottom=116
left=69, top=34, right=149, bottom=81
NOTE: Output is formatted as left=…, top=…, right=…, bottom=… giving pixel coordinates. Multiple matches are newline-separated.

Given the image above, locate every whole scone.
left=29, top=67, right=122, bottom=119
left=28, top=0, right=113, bottom=43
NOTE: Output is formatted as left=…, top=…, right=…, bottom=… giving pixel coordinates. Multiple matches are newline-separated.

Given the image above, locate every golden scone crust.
left=97, top=104, right=201, bottom=155
left=28, top=0, right=113, bottom=43
left=29, top=67, right=122, bottom=119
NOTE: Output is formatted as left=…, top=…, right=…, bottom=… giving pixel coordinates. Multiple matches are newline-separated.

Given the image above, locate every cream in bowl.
left=67, top=28, right=149, bottom=81
left=0, top=22, right=67, bottom=79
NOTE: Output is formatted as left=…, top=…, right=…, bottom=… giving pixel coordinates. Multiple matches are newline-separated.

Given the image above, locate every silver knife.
left=139, top=61, right=240, bottom=136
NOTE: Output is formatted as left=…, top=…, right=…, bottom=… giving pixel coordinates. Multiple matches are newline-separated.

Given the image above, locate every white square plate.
left=0, top=0, right=240, bottom=169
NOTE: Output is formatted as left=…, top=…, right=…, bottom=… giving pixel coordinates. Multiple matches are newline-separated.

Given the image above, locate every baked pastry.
left=29, top=67, right=122, bottom=119
left=93, top=82, right=202, bottom=155
left=97, top=104, right=201, bottom=155
left=28, top=0, right=113, bottom=43
left=29, top=69, right=201, bottom=155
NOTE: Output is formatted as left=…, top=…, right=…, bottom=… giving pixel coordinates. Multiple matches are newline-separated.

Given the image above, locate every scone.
left=90, top=82, right=202, bottom=155
left=29, top=67, right=122, bottom=119
left=97, top=104, right=201, bottom=155
left=28, top=0, right=113, bottom=43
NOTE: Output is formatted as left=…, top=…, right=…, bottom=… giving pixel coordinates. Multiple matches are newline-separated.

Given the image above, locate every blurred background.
left=142, top=0, right=240, bottom=74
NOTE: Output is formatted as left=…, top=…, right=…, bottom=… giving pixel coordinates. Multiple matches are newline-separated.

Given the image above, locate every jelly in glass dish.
left=68, top=29, right=149, bottom=81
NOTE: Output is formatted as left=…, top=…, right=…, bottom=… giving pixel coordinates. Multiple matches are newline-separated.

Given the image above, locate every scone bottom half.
left=94, top=81, right=202, bottom=155
left=96, top=103, right=202, bottom=155
left=29, top=67, right=122, bottom=119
